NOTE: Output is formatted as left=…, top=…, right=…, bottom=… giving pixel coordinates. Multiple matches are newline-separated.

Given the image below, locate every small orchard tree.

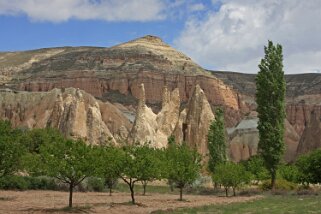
left=256, top=41, right=286, bottom=190
left=166, top=143, right=201, bottom=201
left=208, top=108, right=226, bottom=170
left=138, top=145, right=163, bottom=195
left=120, top=143, right=164, bottom=204
left=26, top=139, right=96, bottom=208
left=0, top=120, right=25, bottom=178
left=213, top=162, right=250, bottom=197
left=95, top=146, right=124, bottom=196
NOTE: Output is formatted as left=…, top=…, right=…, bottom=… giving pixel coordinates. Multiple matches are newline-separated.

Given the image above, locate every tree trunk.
left=225, top=187, right=228, bottom=197
left=143, top=181, right=147, bottom=196
left=69, top=183, right=73, bottom=208
left=129, top=183, right=135, bottom=204
left=271, top=172, right=276, bottom=191
left=233, top=187, right=236, bottom=196
left=179, top=187, right=183, bottom=201
left=109, top=187, right=112, bottom=196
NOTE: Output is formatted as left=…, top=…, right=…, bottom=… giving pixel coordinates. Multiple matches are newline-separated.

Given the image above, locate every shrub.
left=0, top=176, right=58, bottom=190
left=278, top=164, right=299, bottom=183
left=86, top=177, right=105, bottom=192
left=259, top=179, right=297, bottom=191
left=0, top=176, right=29, bottom=190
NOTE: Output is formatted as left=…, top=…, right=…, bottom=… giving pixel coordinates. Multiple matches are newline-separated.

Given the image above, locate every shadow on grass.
left=22, top=205, right=92, bottom=213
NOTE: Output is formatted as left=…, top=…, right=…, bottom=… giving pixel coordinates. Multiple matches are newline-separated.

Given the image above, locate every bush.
left=259, top=179, right=297, bottom=191
left=0, top=176, right=29, bottom=190
left=278, top=164, right=299, bottom=183
left=0, top=176, right=58, bottom=191
left=86, top=177, right=105, bottom=192
left=25, top=176, right=57, bottom=190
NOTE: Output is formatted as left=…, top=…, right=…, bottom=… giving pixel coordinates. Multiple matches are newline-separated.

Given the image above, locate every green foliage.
left=94, top=145, right=124, bottom=195
left=26, top=138, right=96, bottom=207
left=256, top=41, right=286, bottom=189
left=120, top=143, right=165, bottom=203
left=0, top=176, right=57, bottom=190
left=207, top=108, right=226, bottom=174
left=0, top=120, right=25, bottom=178
left=278, top=164, right=299, bottom=183
left=166, top=143, right=201, bottom=200
left=20, top=128, right=64, bottom=154
left=259, top=179, right=297, bottom=191
left=86, top=177, right=105, bottom=192
left=212, top=162, right=251, bottom=196
left=296, top=149, right=321, bottom=186
left=241, top=155, right=270, bottom=183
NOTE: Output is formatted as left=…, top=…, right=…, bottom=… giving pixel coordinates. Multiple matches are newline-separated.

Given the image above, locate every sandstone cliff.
left=0, top=88, right=131, bottom=144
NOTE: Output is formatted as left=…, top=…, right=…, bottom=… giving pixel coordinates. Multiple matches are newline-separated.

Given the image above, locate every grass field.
left=154, top=194, right=321, bottom=214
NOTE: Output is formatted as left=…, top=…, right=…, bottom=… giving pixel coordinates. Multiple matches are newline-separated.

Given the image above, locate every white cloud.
left=0, top=0, right=166, bottom=22
left=189, top=3, right=205, bottom=12
left=175, top=0, right=321, bottom=74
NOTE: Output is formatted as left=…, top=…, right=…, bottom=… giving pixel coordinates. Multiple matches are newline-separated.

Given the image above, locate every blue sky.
left=0, top=0, right=320, bottom=74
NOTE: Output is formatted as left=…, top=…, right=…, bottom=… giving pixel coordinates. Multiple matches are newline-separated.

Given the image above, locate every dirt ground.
left=0, top=190, right=261, bottom=214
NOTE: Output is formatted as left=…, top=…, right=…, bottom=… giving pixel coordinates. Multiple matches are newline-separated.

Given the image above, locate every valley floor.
left=0, top=190, right=259, bottom=214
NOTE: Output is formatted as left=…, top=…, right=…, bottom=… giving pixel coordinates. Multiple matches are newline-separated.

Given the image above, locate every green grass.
left=154, top=194, right=321, bottom=214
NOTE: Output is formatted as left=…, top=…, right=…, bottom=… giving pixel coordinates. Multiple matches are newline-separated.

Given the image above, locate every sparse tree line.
left=1, top=118, right=321, bottom=208
left=0, top=120, right=201, bottom=207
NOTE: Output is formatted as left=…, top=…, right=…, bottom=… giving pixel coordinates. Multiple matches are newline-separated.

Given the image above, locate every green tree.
left=256, top=41, right=286, bottom=190
left=26, top=139, right=95, bottom=208
left=213, top=162, right=250, bottom=196
left=119, top=144, right=164, bottom=204
left=0, top=120, right=25, bottom=178
left=95, top=146, right=124, bottom=196
left=166, top=143, right=201, bottom=201
left=208, top=107, right=227, bottom=174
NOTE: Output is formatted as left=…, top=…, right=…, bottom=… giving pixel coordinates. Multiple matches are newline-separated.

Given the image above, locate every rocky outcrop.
left=0, top=88, right=131, bottom=145
left=296, top=107, right=321, bottom=156
left=174, top=85, right=215, bottom=156
left=128, top=84, right=180, bottom=148
left=128, top=84, right=214, bottom=154
left=228, top=115, right=300, bottom=162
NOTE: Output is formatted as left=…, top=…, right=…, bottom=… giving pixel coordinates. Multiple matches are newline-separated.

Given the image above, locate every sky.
left=0, top=0, right=320, bottom=74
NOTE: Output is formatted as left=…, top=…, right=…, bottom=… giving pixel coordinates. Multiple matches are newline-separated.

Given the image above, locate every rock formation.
left=0, top=88, right=131, bottom=145
left=296, top=107, right=321, bottom=156
left=128, top=84, right=180, bottom=148
left=173, top=85, right=215, bottom=156
left=228, top=114, right=300, bottom=162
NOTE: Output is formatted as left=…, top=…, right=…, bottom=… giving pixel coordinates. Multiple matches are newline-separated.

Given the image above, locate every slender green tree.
left=166, top=143, right=201, bottom=201
left=256, top=40, right=286, bottom=190
left=208, top=107, right=226, bottom=174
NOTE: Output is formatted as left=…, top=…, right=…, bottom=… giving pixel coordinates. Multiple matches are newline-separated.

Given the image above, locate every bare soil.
left=0, top=190, right=261, bottom=214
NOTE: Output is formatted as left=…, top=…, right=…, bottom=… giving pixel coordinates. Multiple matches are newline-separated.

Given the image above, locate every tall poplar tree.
left=256, top=41, right=286, bottom=190
left=208, top=107, right=226, bottom=174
